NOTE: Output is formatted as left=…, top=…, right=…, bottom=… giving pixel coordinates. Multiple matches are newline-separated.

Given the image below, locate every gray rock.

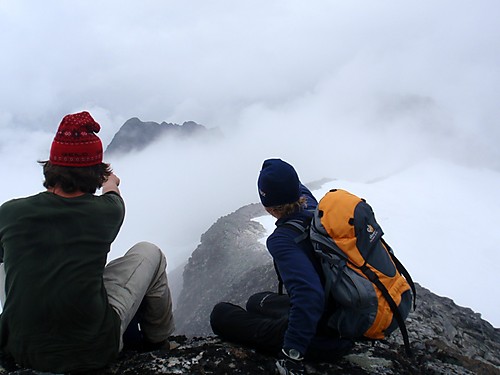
left=4, top=334, right=498, bottom=374
left=105, top=117, right=222, bottom=155
left=174, top=203, right=270, bottom=336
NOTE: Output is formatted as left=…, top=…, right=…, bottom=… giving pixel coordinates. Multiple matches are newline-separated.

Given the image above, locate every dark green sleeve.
left=0, top=204, right=6, bottom=262
left=100, top=192, right=126, bottom=234
left=102, top=192, right=125, bottom=212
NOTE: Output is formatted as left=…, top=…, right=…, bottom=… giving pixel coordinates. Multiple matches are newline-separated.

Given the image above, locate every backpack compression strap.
left=360, top=264, right=413, bottom=357
left=381, top=238, right=417, bottom=310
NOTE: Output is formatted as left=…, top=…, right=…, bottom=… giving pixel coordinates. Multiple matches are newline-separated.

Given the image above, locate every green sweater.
left=0, top=191, right=125, bottom=372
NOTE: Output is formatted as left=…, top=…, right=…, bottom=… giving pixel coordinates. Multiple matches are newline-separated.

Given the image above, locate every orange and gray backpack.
left=279, top=188, right=416, bottom=355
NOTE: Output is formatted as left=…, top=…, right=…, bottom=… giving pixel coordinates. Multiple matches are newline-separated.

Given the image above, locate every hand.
left=106, top=173, right=120, bottom=186
left=102, top=172, right=121, bottom=195
left=275, top=348, right=305, bottom=375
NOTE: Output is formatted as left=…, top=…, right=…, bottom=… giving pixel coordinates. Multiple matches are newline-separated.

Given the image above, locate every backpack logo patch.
left=367, top=224, right=378, bottom=242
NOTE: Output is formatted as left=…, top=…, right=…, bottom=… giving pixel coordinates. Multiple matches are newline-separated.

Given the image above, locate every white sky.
left=0, top=1, right=499, bottom=326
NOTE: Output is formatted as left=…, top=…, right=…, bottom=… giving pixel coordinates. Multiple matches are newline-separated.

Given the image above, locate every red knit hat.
left=50, top=111, right=103, bottom=167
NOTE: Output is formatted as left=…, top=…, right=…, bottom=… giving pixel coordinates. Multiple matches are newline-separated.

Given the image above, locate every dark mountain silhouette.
left=105, top=117, right=222, bottom=155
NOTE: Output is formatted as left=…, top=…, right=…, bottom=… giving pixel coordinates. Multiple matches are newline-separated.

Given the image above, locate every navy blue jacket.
left=266, top=184, right=325, bottom=355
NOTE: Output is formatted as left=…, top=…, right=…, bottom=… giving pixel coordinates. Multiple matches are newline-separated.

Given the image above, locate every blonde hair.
left=266, top=196, right=308, bottom=218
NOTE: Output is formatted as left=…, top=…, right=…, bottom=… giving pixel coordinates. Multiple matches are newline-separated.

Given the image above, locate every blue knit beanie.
left=258, top=159, right=300, bottom=207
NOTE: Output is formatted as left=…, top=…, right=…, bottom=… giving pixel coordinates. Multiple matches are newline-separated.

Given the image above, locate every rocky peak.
left=105, top=117, right=222, bottom=155
left=174, top=203, right=270, bottom=335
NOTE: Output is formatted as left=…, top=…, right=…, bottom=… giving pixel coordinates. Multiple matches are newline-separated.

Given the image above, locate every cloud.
left=0, top=0, right=499, bottom=321
left=1, top=1, right=499, bottom=146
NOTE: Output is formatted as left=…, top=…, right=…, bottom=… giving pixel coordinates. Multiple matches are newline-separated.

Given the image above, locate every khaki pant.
left=104, top=241, right=175, bottom=349
left=0, top=241, right=175, bottom=351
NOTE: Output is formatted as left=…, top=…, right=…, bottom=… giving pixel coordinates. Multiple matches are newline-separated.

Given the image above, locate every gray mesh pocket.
left=322, top=256, right=378, bottom=337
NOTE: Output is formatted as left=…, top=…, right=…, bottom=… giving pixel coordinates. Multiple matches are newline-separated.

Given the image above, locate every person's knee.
left=132, top=241, right=161, bottom=255
left=210, top=302, right=227, bottom=327
left=246, top=291, right=275, bottom=310
left=130, top=241, right=167, bottom=268
left=210, top=302, right=237, bottom=334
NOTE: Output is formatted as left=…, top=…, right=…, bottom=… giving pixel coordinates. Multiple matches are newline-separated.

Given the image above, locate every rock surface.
left=2, top=327, right=499, bottom=374
left=174, top=203, right=270, bottom=336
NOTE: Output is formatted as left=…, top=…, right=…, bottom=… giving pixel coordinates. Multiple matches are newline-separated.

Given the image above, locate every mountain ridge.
left=105, top=117, right=222, bottom=155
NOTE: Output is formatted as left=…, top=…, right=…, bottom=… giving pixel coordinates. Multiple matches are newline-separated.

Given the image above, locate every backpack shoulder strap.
left=381, top=238, right=417, bottom=310
left=273, top=260, right=284, bottom=295
left=273, top=217, right=312, bottom=294
left=280, top=219, right=310, bottom=243
left=360, top=263, right=413, bottom=357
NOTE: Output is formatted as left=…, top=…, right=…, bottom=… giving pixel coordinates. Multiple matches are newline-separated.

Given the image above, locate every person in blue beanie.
left=210, top=158, right=353, bottom=375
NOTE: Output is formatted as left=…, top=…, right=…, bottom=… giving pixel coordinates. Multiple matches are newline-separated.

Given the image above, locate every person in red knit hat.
left=0, top=111, right=175, bottom=373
